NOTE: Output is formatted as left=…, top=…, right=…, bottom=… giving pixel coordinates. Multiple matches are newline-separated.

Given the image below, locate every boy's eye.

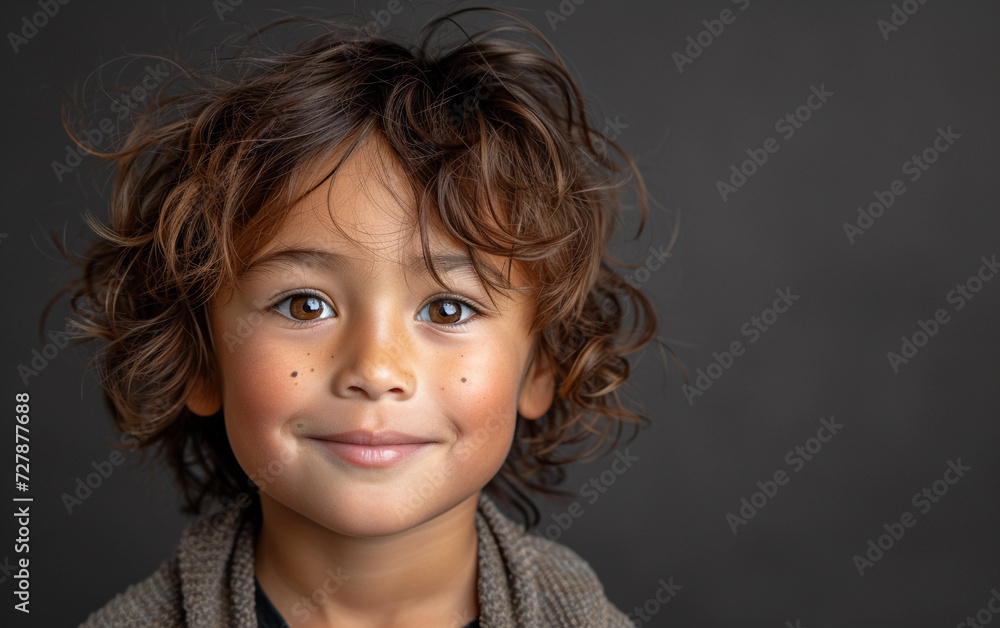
left=271, top=294, right=479, bottom=326
left=274, top=294, right=335, bottom=321
left=418, top=298, right=478, bottom=326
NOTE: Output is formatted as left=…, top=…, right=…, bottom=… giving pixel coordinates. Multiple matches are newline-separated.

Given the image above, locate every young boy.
left=68, top=7, right=658, bottom=627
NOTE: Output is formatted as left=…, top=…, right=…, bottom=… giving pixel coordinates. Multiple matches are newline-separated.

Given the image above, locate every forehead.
left=245, top=135, right=527, bottom=289
left=277, top=136, right=420, bottom=258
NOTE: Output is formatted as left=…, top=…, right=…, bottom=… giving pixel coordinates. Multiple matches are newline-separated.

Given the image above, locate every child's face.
left=187, top=138, right=554, bottom=537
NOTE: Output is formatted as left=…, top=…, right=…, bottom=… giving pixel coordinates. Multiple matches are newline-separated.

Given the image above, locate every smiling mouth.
left=307, top=430, right=436, bottom=468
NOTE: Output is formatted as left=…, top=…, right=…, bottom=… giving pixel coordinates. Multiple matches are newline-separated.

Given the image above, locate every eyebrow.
left=243, top=248, right=508, bottom=287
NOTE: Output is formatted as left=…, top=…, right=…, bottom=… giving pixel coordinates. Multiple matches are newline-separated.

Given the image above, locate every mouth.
left=307, top=430, right=437, bottom=468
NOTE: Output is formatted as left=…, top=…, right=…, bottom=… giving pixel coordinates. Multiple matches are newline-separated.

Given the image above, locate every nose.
left=331, top=307, right=416, bottom=401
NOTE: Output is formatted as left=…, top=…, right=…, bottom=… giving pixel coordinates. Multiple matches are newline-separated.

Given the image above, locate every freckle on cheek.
left=461, top=377, right=467, bottom=383
left=291, top=371, right=298, bottom=377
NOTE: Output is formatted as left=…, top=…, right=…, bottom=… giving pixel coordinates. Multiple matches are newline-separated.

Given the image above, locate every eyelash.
left=266, top=290, right=483, bottom=329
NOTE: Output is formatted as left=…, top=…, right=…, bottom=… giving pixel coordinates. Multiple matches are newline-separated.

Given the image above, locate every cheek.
left=444, top=340, right=523, bottom=413
left=442, top=344, right=524, bottom=464
left=220, top=336, right=302, bottom=459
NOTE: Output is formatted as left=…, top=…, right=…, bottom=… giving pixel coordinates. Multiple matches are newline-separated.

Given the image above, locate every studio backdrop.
left=2, top=0, right=998, bottom=626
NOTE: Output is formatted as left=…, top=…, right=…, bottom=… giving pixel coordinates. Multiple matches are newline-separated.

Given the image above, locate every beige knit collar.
left=174, top=494, right=627, bottom=627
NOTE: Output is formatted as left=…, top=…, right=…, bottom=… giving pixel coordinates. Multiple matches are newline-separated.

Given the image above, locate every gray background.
left=2, top=0, right=998, bottom=626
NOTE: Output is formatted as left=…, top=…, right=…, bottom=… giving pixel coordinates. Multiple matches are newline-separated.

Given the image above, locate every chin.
left=267, top=484, right=477, bottom=539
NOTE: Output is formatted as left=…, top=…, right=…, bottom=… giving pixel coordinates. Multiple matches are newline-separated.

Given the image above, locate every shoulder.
left=78, top=555, right=185, bottom=627
left=476, top=495, right=635, bottom=627
left=78, top=512, right=252, bottom=628
left=514, top=529, right=636, bottom=627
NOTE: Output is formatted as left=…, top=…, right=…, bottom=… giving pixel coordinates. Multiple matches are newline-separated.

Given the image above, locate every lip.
left=307, top=430, right=436, bottom=468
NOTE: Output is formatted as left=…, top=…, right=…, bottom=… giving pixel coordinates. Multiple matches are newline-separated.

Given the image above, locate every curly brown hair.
left=53, top=6, right=664, bottom=527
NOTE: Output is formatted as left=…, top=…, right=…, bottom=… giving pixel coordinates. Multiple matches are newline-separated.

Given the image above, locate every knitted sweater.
left=80, top=494, right=634, bottom=627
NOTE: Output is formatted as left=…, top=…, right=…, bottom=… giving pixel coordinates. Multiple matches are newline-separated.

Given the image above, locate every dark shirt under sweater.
left=254, top=575, right=481, bottom=628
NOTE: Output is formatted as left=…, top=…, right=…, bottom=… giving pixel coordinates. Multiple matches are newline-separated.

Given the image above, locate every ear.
left=185, top=375, right=222, bottom=417
left=517, top=340, right=556, bottom=420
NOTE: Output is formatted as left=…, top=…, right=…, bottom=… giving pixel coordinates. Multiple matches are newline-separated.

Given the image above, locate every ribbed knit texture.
left=80, top=493, right=634, bottom=627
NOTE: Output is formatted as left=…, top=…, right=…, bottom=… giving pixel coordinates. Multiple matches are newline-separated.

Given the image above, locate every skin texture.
left=185, top=136, right=556, bottom=627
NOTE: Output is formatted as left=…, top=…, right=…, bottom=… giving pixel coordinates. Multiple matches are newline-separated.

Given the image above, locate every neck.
left=254, top=493, right=480, bottom=628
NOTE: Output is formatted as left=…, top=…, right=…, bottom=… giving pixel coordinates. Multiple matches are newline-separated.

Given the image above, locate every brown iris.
left=428, top=300, right=462, bottom=324
left=288, top=296, right=325, bottom=320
